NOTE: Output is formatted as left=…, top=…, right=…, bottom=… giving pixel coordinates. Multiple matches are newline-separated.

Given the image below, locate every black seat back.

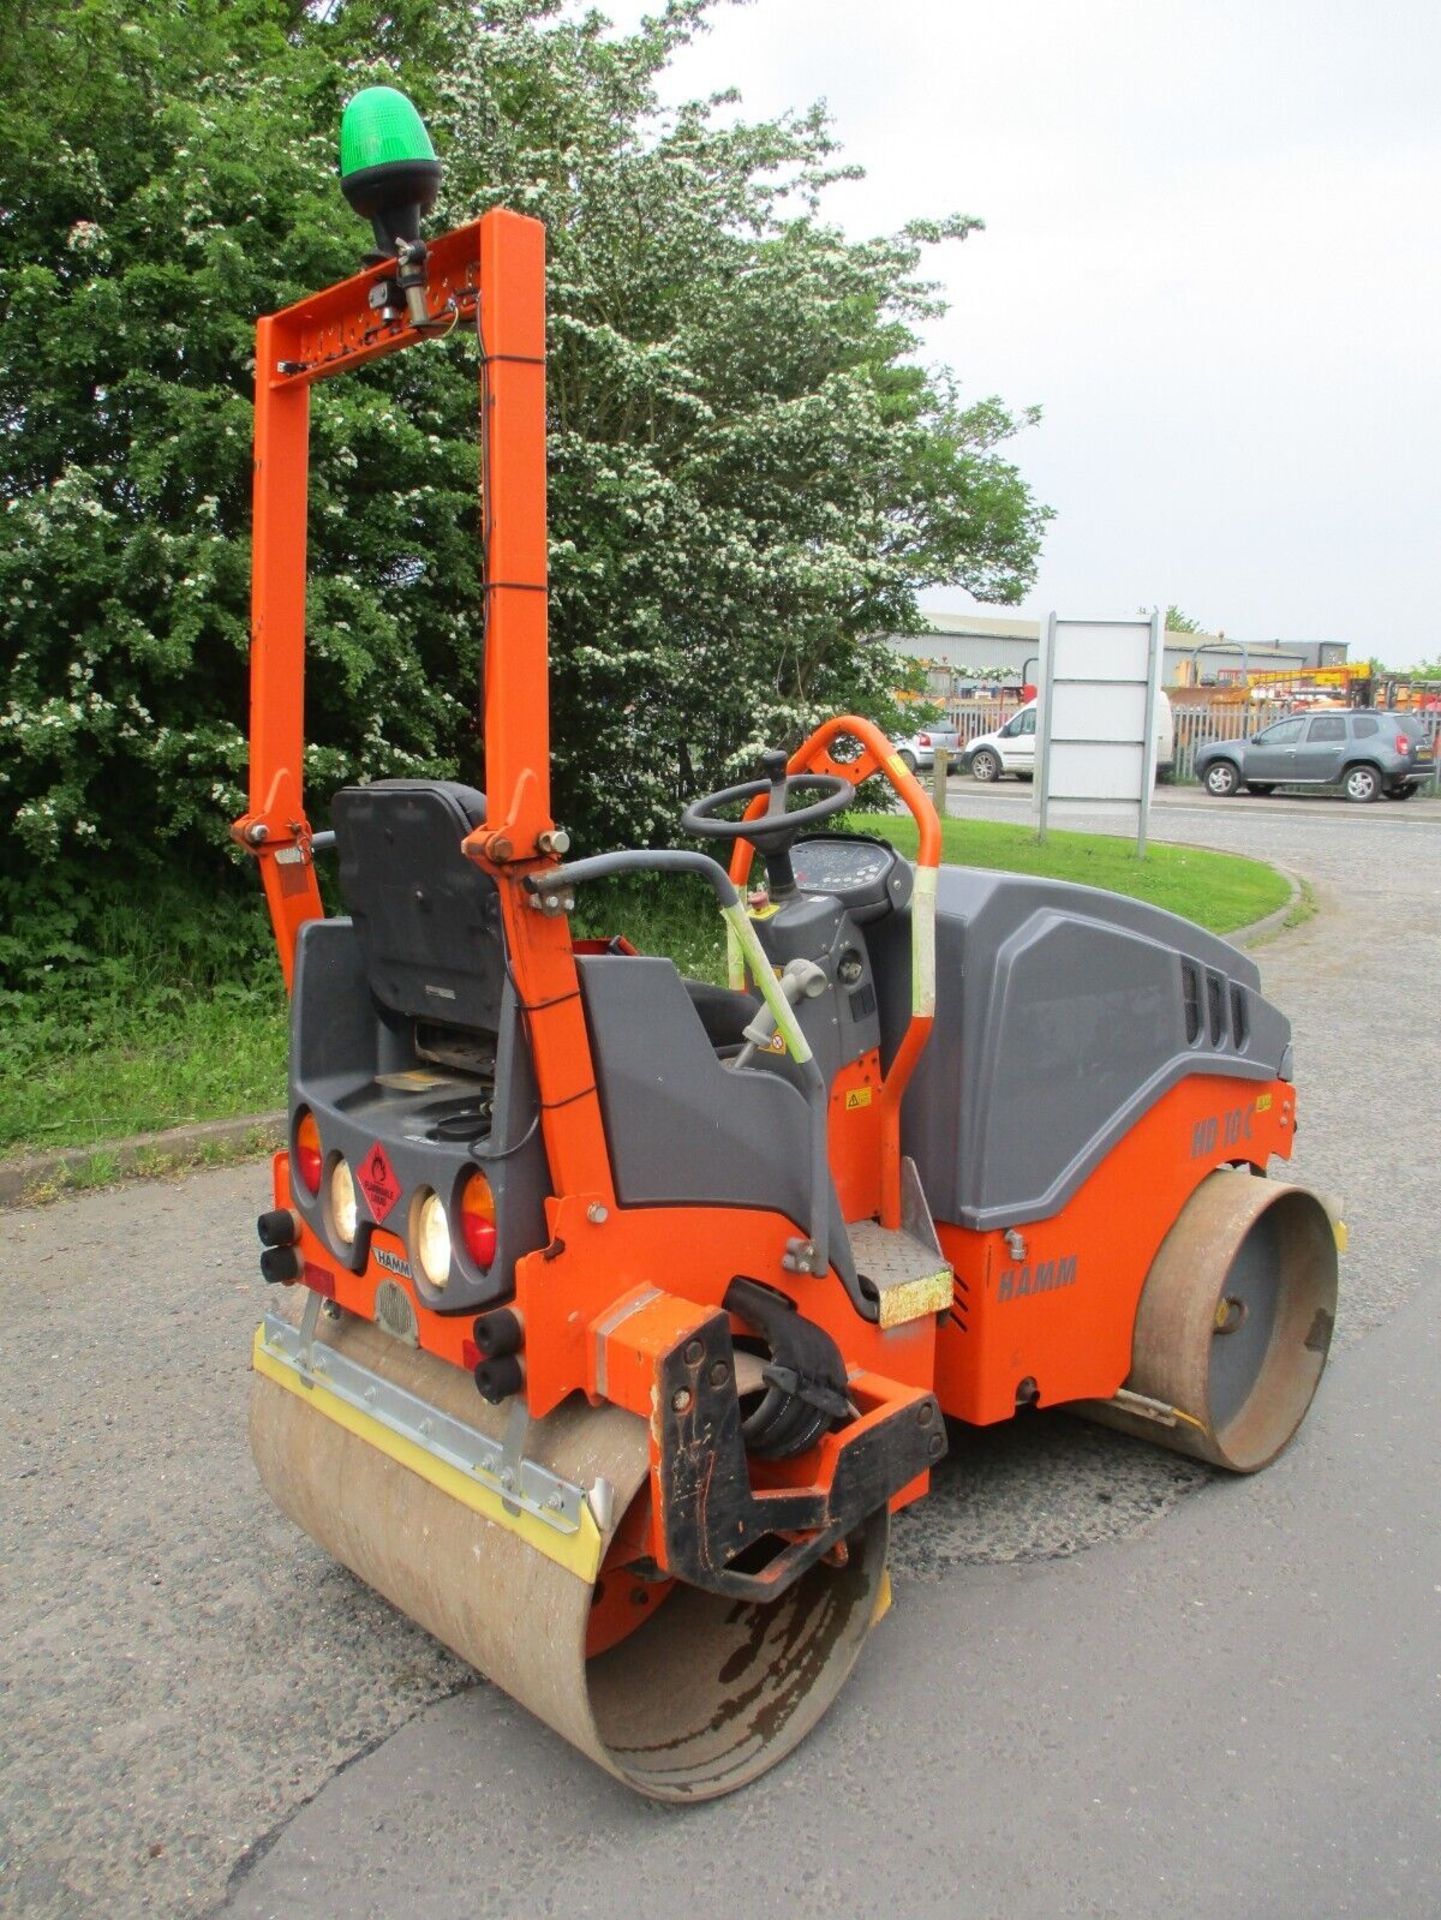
left=330, top=781, right=504, bottom=1033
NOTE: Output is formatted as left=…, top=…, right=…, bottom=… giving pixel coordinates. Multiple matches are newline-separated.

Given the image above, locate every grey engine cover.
left=868, top=864, right=1292, bottom=1232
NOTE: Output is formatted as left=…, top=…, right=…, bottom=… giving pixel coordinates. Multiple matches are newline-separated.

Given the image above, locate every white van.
left=957, top=692, right=1175, bottom=784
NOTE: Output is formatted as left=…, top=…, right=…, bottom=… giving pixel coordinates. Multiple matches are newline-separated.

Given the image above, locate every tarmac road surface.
left=2, top=795, right=1438, bottom=1919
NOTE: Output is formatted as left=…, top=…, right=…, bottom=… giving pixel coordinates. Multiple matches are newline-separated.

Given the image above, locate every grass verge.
left=1, top=823, right=1291, bottom=1165
left=1, top=987, right=290, bottom=1158
left=1248, top=873, right=1317, bottom=944
left=14, top=1124, right=285, bottom=1208
left=859, top=814, right=1291, bottom=933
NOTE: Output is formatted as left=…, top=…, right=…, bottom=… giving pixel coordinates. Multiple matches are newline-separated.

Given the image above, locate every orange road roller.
left=236, top=91, right=1340, bottom=1800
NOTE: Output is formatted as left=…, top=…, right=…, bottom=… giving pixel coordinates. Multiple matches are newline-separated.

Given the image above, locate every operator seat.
left=331, top=777, right=754, bottom=1056
left=681, top=976, right=756, bottom=1050
left=329, top=780, right=505, bottom=1035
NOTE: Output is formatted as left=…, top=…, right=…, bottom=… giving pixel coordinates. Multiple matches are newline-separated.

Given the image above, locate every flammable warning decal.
left=358, top=1141, right=402, bottom=1222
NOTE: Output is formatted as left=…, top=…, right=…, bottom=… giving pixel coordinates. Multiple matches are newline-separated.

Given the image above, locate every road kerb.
left=0, top=1112, right=286, bottom=1209
left=1224, top=866, right=1304, bottom=948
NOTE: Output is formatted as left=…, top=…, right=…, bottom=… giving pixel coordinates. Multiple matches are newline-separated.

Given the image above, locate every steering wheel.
left=681, top=750, right=851, bottom=892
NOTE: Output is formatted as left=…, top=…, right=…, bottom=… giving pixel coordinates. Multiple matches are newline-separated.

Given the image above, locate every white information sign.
left=1035, top=611, right=1163, bottom=853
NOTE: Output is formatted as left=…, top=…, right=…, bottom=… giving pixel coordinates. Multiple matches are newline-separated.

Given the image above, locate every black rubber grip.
left=257, top=1209, right=299, bottom=1249
left=472, top=1308, right=523, bottom=1359
left=260, top=1246, right=303, bottom=1285
left=473, top=1355, right=524, bottom=1404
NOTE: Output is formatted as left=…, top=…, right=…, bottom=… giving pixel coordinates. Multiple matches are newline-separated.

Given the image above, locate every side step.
left=848, top=1158, right=953, bottom=1328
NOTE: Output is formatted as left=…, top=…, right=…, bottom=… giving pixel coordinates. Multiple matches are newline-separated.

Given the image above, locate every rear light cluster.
left=415, top=1189, right=452, bottom=1287
left=917, top=732, right=932, bottom=748
left=1395, top=734, right=1411, bottom=756
left=412, top=1173, right=497, bottom=1290
left=294, top=1111, right=323, bottom=1195
left=290, top=1108, right=498, bottom=1291
left=330, top=1159, right=359, bottom=1245
left=460, top=1176, right=498, bottom=1266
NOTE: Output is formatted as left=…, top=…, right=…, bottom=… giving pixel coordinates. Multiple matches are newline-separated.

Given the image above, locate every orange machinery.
left=238, top=92, right=1339, bottom=1799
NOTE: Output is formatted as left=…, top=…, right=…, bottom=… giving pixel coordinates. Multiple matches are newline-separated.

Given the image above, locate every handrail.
left=726, top=714, right=941, bottom=1230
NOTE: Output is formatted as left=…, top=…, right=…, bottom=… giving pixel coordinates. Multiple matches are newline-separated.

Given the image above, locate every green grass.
left=0, top=985, right=290, bottom=1156
left=575, top=878, right=732, bottom=980
left=858, top=814, right=1292, bottom=933
left=1, top=826, right=1290, bottom=1164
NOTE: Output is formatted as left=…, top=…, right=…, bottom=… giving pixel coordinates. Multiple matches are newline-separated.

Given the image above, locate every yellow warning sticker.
left=887, top=753, right=909, bottom=780
left=844, top=1087, right=873, bottom=1110
left=1255, top=1093, right=1273, bottom=1113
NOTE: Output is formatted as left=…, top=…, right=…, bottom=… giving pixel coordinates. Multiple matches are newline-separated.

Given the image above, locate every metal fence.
left=943, top=699, right=1025, bottom=742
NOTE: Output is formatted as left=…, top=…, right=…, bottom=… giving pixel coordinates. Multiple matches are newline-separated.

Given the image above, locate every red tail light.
left=294, top=1110, right=323, bottom=1195
left=918, top=732, right=932, bottom=747
left=1395, top=734, right=1411, bottom=755
left=460, top=1172, right=497, bottom=1268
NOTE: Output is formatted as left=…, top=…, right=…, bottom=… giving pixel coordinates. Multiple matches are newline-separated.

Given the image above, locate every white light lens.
left=416, top=1190, right=451, bottom=1289
left=329, top=1159, right=359, bottom=1245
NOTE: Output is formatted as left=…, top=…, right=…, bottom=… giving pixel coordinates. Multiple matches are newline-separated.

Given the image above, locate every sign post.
left=1035, top=610, right=1163, bottom=853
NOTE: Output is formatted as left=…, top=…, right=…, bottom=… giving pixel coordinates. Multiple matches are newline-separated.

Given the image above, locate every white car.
left=958, top=694, right=1175, bottom=783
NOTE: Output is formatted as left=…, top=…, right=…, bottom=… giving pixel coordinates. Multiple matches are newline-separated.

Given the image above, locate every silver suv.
left=1196, top=710, right=1436, bottom=802
left=893, top=726, right=961, bottom=774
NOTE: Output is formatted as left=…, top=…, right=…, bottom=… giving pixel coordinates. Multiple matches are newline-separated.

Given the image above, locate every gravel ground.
left=2, top=791, right=1437, bottom=1918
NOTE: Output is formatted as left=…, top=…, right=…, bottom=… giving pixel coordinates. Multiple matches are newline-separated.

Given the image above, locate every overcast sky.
left=599, top=0, right=1441, bottom=665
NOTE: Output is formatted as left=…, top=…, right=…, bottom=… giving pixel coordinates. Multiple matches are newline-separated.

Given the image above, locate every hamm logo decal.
left=997, top=1256, right=1077, bottom=1302
left=374, top=1245, right=414, bottom=1282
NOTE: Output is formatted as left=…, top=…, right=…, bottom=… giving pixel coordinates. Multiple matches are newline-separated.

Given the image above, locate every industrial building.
left=885, top=610, right=1349, bottom=700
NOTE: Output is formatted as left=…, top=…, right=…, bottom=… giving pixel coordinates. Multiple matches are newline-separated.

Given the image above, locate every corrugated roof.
left=881, top=613, right=1331, bottom=661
